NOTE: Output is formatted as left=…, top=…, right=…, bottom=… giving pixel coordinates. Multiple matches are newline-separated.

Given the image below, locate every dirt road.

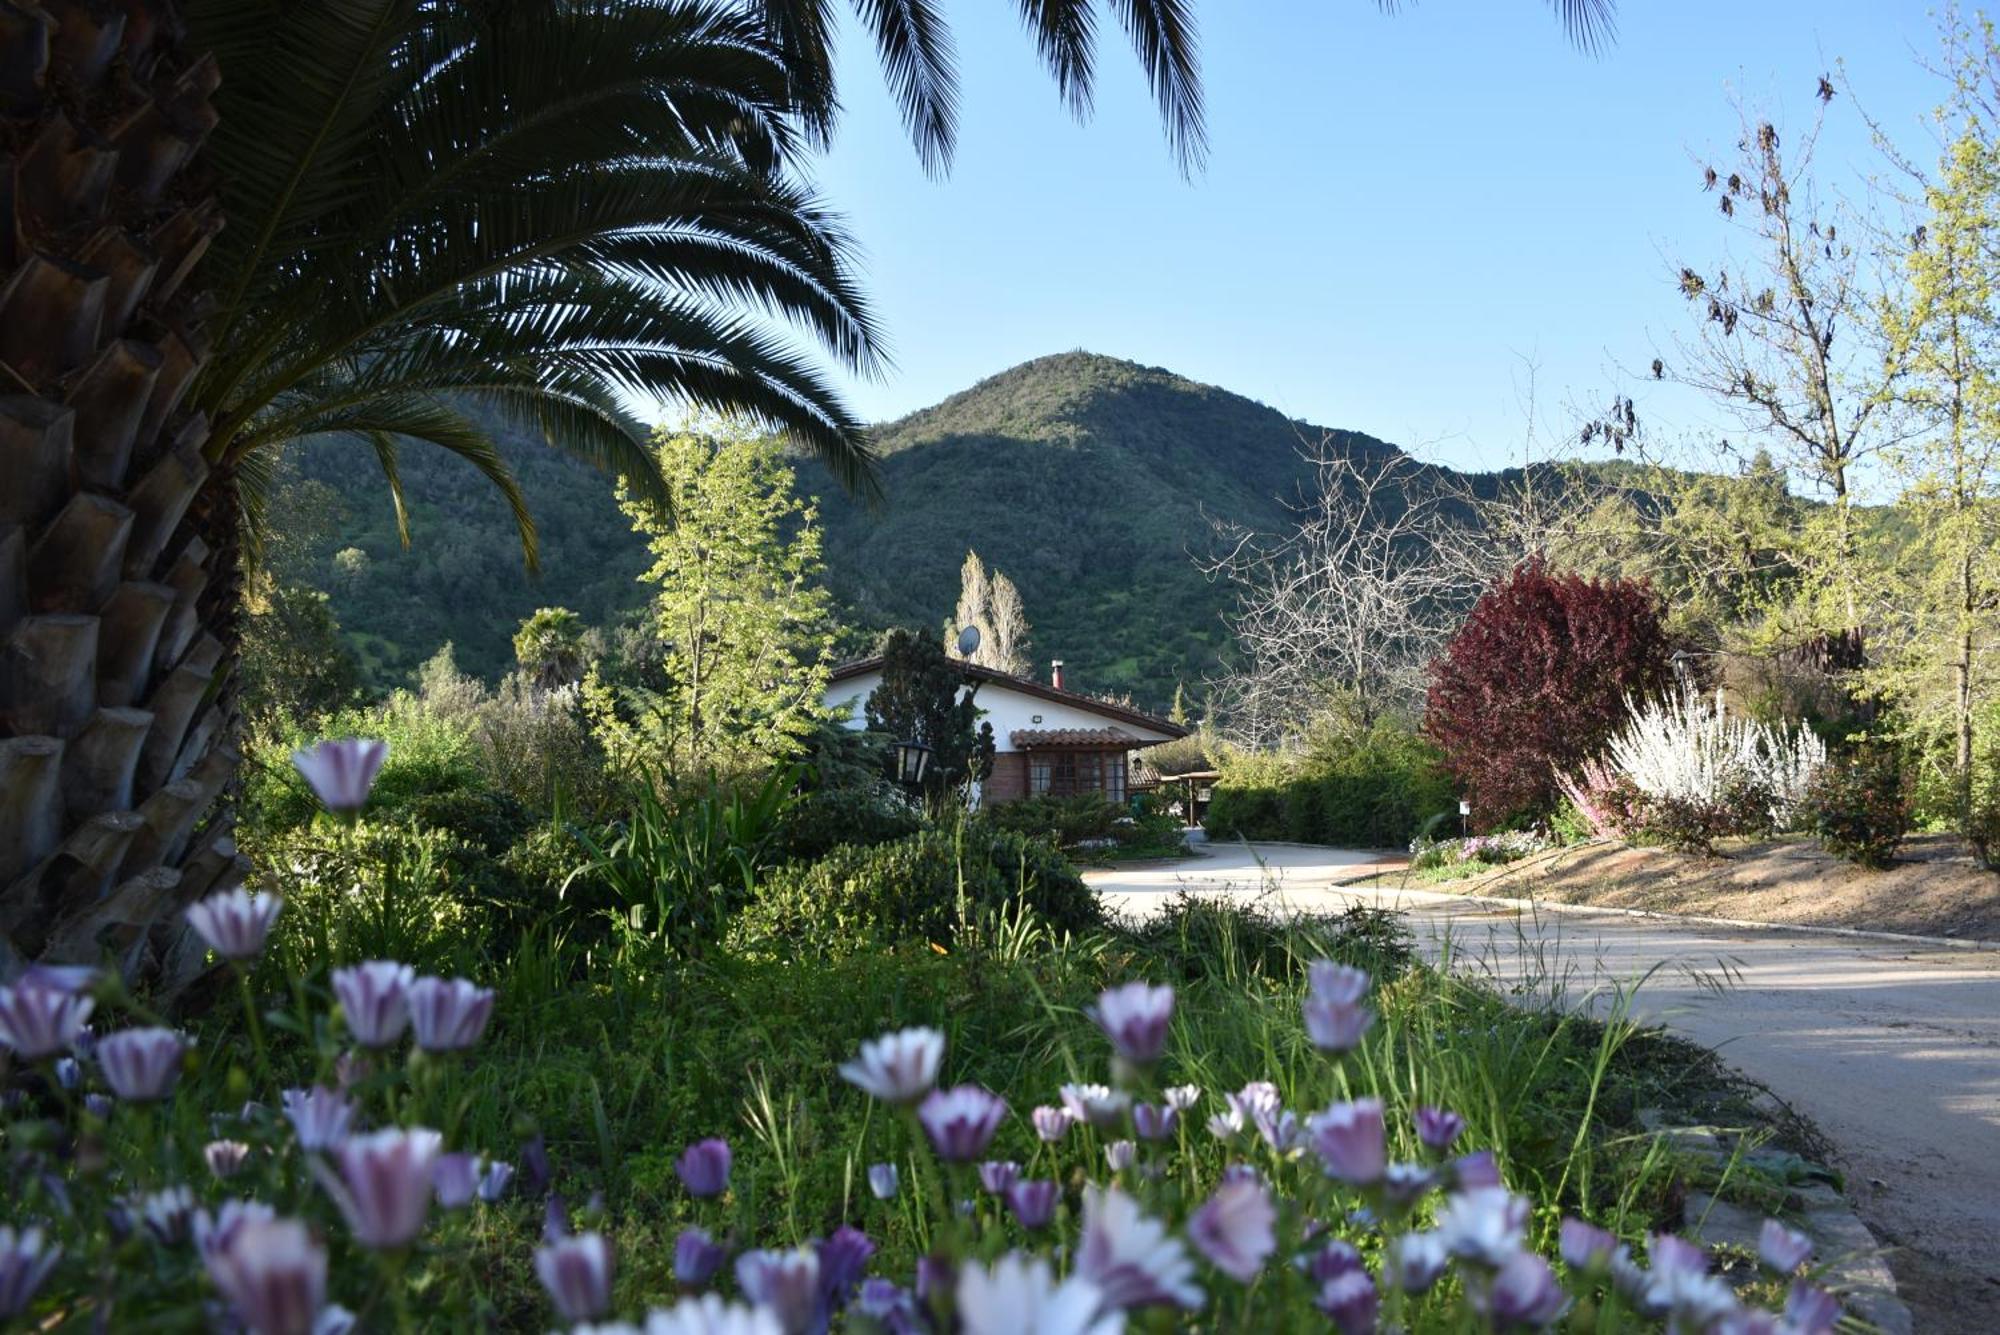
left=1086, top=841, right=2000, bottom=1326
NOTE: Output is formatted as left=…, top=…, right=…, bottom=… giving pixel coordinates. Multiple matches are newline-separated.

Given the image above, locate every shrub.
left=1598, top=685, right=1824, bottom=834
left=405, top=786, right=537, bottom=855
left=982, top=792, right=1122, bottom=846
left=1424, top=561, right=1678, bottom=826
left=730, top=825, right=1099, bottom=957
left=1111, top=893, right=1415, bottom=985
left=1206, top=722, right=1455, bottom=848
left=777, top=782, right=925, bottom=861
left=253, top=819, right=491, bottom=975
left=1806, top=750, right=1911, bottom=869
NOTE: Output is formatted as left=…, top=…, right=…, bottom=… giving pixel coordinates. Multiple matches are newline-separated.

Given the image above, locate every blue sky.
left=801, top=1, right=1952, bottom=475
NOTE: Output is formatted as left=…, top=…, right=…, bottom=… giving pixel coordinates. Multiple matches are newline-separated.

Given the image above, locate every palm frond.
left=1549, top=0, right=1616, bottom=53
left=1017, top=0, right=1098, bottom=119
left=364, top=430, right=413, bottom=550
left=1109, top=0, right=1205, bottom=174
left=855, top=0, right=960, bottom=175
left=1375, top=0, right=1616, bottom=54
left=191, top=0, right=882, bottom=531
left=293, top=399, right=541, bottom=570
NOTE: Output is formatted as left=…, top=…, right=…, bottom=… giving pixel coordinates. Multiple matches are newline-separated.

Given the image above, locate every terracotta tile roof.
left=1010, top=727, right=1141, bottom=748
left=826, top=656, right=1188, bottom=739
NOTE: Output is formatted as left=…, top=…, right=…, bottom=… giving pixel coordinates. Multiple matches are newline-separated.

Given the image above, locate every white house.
left=823, top=656, right=1187, bottom=805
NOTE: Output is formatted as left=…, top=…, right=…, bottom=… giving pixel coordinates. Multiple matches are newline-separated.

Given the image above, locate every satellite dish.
left=955, top=625, right=982, bottom=658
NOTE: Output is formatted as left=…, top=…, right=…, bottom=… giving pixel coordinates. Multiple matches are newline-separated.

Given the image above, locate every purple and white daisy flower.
left=291, top=738, right=388, bottom=814
left=281, top=1086, right=356, bottom=1151
left=1087, top=981, right=1174, bottom=1066
left=319, top=1128, right=441, bottom=1249
left=1075, top=1184, right=1204, bottom=1310
left=96, top=1027, right=186, bottom=1101
left=1187, top=1176, right=1276, bottom=1283
left=405, top=976, right=494, bottom=1052
left=917, top=1085, right=1007, bottom=1161
left=837, top=1026, right=944, bottom=1104
left=535, top=1230, right=614, bottom=1323
left=1305, top=1098, right=1385, bottom=1185
left=330, top=961, right=414, bottom=1049
left=957, top=1253, right=1120, bottom=1335
left=185, top=889, right=284, bottom=961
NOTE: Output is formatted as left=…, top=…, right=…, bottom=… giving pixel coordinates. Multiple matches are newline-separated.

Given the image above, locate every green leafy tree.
left=591, top=425, right=835, bottom=777
left=1873, top=56, right=2000, bottom=822
left=865, top=627, right=996, bottom=796
left=513, top=609, right=590, bottom=691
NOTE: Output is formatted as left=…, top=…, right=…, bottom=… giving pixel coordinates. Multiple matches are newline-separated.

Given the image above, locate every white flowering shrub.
left=1409, top=831, right=1555, bottom=870
left=1593, top=687, right=1827, bottom=836
left=0, top=740, right=1852, bottom=1333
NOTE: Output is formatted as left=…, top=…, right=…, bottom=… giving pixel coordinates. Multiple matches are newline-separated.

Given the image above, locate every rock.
left=1684, top=1192, right=1766, bottom=1258
left=1802, top=1201, right=1912, bottom=1335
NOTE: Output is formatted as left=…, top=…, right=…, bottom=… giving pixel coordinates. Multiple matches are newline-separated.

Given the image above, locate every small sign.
left=1458, top=800, right=1471, bottom=816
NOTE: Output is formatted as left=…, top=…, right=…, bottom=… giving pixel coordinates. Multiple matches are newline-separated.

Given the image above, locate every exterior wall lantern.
left=893, top=740, right=934, bottom=787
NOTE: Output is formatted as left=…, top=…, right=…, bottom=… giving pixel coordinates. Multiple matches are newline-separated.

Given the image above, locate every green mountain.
left=291, top=352, right=1402, bottom=709
left=804, top=353, right=1401, bottom=708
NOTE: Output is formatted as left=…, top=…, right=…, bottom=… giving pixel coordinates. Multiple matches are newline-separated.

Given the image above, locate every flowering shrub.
left=1600, top=687, right=1825, bottom=834
left=1558, top=688, right=1827, bottom=853
left=1554, top=755, right=1644, bottom=840
left=1408, top=831, right=1554, bottom=870
left=1805, top=751, right=1911, bottom=869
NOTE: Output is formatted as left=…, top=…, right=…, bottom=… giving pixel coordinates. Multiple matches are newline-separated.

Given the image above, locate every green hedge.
left=1205, top=726, right=1456, bottom=849
left=729, top=826, right=1100, bottom=958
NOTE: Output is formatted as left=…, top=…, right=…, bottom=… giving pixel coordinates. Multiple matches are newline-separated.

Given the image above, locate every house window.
left=1027, top=750, right=1128, bottom=802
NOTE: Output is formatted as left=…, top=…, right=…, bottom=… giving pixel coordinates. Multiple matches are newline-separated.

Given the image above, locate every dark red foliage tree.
left=1423, top=562, right=1679, bottom=826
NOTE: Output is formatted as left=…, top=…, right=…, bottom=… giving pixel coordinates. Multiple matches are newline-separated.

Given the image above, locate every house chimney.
left=1050, top=659, right=1065, bottom=690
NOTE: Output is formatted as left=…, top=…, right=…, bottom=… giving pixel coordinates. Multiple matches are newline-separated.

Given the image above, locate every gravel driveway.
left=1085, top=840, right=2000, bottom=1327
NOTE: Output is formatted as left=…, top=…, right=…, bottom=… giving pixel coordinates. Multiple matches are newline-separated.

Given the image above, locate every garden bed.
left=1388, top=834, right=2000, bottom=943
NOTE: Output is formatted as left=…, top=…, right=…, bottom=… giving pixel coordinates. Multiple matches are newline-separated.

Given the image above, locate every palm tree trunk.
left=1, top=0, right=241, bottom=983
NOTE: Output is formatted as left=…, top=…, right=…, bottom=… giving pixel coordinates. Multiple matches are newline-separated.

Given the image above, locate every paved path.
left=1087, top=841, right=2000, bottom=1321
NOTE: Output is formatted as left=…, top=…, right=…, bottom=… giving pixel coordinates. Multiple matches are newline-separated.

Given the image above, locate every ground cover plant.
left=0, top=742, right=1857, bottom=1331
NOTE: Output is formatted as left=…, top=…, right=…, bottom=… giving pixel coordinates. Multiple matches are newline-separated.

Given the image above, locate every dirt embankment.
left=1438, top=833, right=2000, bottom=942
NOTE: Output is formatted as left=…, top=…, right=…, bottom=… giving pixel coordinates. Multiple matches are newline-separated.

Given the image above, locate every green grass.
left=84, top=894, right=1805, bottom=1328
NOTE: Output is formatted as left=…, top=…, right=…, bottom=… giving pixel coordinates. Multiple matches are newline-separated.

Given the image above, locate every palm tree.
left=514, top=608, right=589, bottom=691
left=0, top=1, right=882, bottom=977
left=754, top=0, right=1617, bottom=176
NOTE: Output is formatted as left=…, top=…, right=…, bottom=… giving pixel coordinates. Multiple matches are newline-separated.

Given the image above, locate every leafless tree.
left=1200, top=442, right=1478, bottom=747
left=951, top=549, right=1032, bottom=675
left=1664, top=99, right=1914, bottom=635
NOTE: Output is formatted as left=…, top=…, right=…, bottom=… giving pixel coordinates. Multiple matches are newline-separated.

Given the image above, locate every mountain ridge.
left=294, top=350, right=1413, bottom=709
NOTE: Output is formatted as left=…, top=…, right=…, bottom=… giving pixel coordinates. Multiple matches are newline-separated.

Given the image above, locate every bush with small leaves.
left=1806, top=751, right=1911, bottom=869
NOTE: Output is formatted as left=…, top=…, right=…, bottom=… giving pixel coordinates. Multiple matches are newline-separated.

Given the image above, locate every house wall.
left=986, top=753, right=1028, bottom=803
left=822, top=672, right=1177, bottom=752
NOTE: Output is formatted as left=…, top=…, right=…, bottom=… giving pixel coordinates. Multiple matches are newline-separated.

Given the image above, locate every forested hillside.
left=287, top=352, right=1404, bottom=707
